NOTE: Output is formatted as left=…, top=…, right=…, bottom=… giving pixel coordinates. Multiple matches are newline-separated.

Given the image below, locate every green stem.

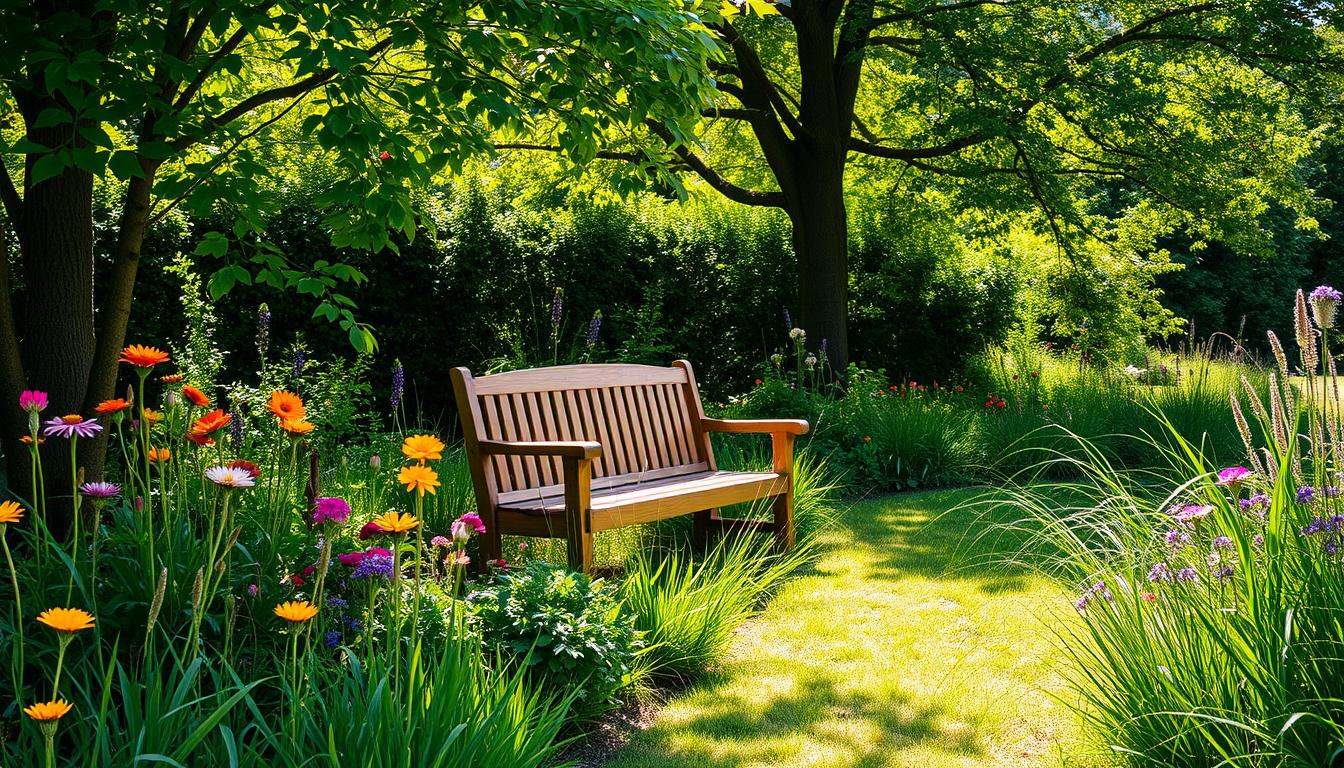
left=2, top=530, right=24, bottom=709
left=51, top=636, right=70, bottom=699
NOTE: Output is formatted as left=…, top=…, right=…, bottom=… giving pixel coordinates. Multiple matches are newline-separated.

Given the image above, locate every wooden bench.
left=450, top=361, right=809, bottom=573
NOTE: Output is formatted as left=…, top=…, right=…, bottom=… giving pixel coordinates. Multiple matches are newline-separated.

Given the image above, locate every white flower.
left=205, top=466, right=256, bottom=488
left=1123, top=365, right=1147, bottom=378
left=805, top=354, right=818, bottom=369
left=788, top=328, right=806, bottom=341
left=769, top=353, right=784, bottom=365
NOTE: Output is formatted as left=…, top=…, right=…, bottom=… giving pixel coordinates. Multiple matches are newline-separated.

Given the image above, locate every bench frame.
left=450, top=360, right=808, bottom=573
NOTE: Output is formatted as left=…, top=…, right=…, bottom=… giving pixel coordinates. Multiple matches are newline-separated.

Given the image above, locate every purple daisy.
left=42, top=415, right=103, bottom=439
left=79, top=482, right=121, bottom=500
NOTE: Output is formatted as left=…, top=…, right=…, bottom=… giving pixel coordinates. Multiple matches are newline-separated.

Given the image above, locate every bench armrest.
left=701, top=418, right=810, bottom=436
left=477, top=439, right=603, bottom=460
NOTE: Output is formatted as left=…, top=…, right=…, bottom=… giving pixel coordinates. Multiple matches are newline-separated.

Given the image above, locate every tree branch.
left=848, top=132, right=986, bottom=160
left=0, top=160, right=21, bottom=228
left=646, top=122, right=786, bottom=208
left=491, top=143, right=648, bottom=163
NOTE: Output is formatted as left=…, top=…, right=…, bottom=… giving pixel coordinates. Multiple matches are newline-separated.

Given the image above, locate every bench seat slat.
left=498, top=469, right=786, bottom=526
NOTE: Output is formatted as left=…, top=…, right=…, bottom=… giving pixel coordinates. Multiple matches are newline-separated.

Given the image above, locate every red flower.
left=229, top=460, right=261, bottom=478
left=995, top=400, right=1006, bottom=409
left=358, top=521, right=385, bottom=540
left=337, top=552, right=365, bottom=568
left=378, top=151, right=391, bottom=161
left=753, top=378, right=763, bottom=386
left=289, top=574, right=306, bottom=588
left=181, top=385, right=209, bottom=407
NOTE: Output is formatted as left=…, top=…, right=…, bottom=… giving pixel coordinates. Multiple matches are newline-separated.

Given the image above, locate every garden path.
left=605, top=488, right=1097, bottom=768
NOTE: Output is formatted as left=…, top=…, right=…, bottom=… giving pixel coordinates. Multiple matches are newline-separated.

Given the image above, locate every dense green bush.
left=467, top=561, right=644, bottom=722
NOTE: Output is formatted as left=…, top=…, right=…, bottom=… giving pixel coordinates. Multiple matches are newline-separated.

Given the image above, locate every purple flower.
left=1328, top=486, right=1341, bottom=499
left=585, top=311, right=602, bottom=349
left=550, top=287, right=564, bottom=329
left=1176, top=567, right=1200, bottom=584
left=324, top=630, right=342, bottom=649
left=312, top=496, right=351, bottom=526
left=1173, top=504, right=1213, bottom=524
left=1213, top=565, right=1235, bottom=582
left=42, top=415, right=102, bottom=439
left=1253, top=533, right=1264, bottom=548
left=79, top=482, right=121, bottom=500
left=256, top=304, right=271, bottom=359
left=1298, top=486, right=1316, bottom=504
left=230, top=411, right=244, bottom=447
left=1147, top=562, right=1173, bottom=583
left=783, top=307, right=792, bottom=331
left=1075, top=581, right=1113, bottom=612
left=352, top=553, right=395, bottom=581
left=1213, top=535, right=1234, bottom=550
left=292, top=346, right=306, bottom=379
left=1165, top=529, right=1191, bottom=549
left=326, top=597, right=348, bottom=611
left=1309, top=285, right=1342, bottom=329
left=390, top=359, right=404, bottom=409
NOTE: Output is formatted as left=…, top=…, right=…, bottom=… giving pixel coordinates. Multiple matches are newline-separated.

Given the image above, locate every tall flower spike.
left=1309, top=285, right=1342, bottom=330
left=1230, top=390, right=1265, bottom=477
left=1296, top=289, right=1318, bottom=372
left=1268, top=330, right=1289, bottom=380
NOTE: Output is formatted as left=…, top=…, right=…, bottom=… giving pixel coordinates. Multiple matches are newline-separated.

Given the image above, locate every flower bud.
left=369, top=454, right=381, bottom=470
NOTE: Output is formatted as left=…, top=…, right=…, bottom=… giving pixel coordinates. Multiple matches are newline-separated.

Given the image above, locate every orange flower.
left=180, top=385, right=209, bottom=407
left=0, top=500, right=23, bottom=525
left=19, top=435, right=44, bottom=446
left=370, top=511, right=421, bottom=533
left=280, top=419, right=315, bottom=435
left=398, top=464, right=439, bottom=496
left=186, top=432, right=215, bottom=447
left=273, top=600, right=318, bottom=623
left=267, top=391, right=306, bottom=422
left=190, top=409, right=231, bottom=437
left=23, top=699, right=72, bottom=722
left=36, top=607, right=95, bottom=633
left=147, top=447, right=172, bottom=463
left=401, top=434, right=445, bottom=462
left=159, top=373, right=184, bottom=383
left=95, top=399, right=131, bottom=414
left=141, top=409, right=163, bottom=425
left=120, top=345, right=170, bottom=368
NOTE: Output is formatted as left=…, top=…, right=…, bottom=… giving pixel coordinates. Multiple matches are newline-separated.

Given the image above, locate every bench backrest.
left=451, top=361, right=715, bottom=504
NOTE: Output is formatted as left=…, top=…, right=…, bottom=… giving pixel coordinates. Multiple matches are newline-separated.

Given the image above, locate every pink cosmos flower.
left=19, top=390, right=48, bottom=413
left=1173, top=504, right=1213, bottom=524
left=312, top=496, right=351, bottom=526
left=1215, top=467, right=1253, bottom=488
left=79, top=482, right=121, bottom=499
left=204, top=465, right=256, bottom=488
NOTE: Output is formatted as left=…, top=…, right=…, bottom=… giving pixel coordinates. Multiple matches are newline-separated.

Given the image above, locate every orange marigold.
left=267, top=391, right=306, bottom=422
left=23, top=699, right=72, bottom=722
left=146, top=447, right=172, bottom=463
left=95, top=399, right=131, bottom=414
left=280, top=419, right=315, bottom=435
left=190, top=409, right=231, bottom=436
left=19, top=435, right=44, bottom=446
left=0, top=500, right=23, bottom=525
left=120, top=345, right=170, bottom=368
left=370, top=511, right=421, bottom=533
left=140, top=409, right=163, bottom=424
left=36, top=607, right=95, bottom=633
left=401, top=434, right=445, bottom=462
left=180, top=385, right=209, bottom=407
left=186, top=432, right=215, bottom=447
left=273, top=600, right=319, bottom=623
left=397, top=464, right=440, bottom=496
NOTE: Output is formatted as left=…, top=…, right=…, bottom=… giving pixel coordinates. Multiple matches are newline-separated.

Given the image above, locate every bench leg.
left=773, top=492, right=795, bottom=551
left=566, top=528, right=594, bottom=574
left=563, top=456, right=595, bottom=574
left=692, top=508, right=717, bottom=549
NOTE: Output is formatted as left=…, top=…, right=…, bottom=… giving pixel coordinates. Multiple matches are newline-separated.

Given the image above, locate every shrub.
left=467, top=561, right=644, bottom=722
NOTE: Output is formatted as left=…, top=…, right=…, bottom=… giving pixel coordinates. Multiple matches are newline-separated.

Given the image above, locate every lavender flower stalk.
left=390, top=359, right=404, bottom=409
left=292, top=345, right=307, bottom=380
left=585, top=311, right=602, bottom=349
left=551, top=288, right=564, bottom=331
left=256, top=303, right=271, bottom=360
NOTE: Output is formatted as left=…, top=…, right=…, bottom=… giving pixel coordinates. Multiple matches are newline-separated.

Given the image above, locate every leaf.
left=28, top=151, right=68, bottom=185
left=108, top=150, right=144, bottom=181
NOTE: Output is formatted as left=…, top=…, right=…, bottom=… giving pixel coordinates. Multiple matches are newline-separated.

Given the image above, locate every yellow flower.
left=140, top=408, right=163, bottom=425
left=370, top=511, right=421, bottom=534
left=36, top=607, right=95, bottom=633
left=397, top=464, right=439, bottom=496
left=0, top=500, right=23, bottom=525
left=23, top=699, right=72, bottom=722
left=280, top=419, right=315, bottom=435
left=273, top=600, right=318, bottom=623
left=401, top=434, right=445, bottom=462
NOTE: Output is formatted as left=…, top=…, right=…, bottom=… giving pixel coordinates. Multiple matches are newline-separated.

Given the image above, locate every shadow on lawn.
left=624, top=667, right=988, bottom=768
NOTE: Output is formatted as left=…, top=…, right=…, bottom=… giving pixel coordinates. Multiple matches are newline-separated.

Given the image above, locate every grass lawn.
left=605, top=488, right=1100, bottom=768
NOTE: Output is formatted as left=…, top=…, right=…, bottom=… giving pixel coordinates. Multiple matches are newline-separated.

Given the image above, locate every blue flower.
left=1297, top=486, right=1316, bottom=504
left=324, top=630, right=342, bottom=649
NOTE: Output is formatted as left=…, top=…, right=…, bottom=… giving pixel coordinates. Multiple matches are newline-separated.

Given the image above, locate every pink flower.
left=19, top=390, right=48, bottom=413
left=312, top=496, right=351, bottom=526
left=358, top=521, right=385, bottom=540
left=459, top=512, right=486, bottom=534
left=1215, top=467, right=1253, bottom=488
left=430, top=535, right=451, bottom=548
left=1174, top=504, right=1214, bottom=524
left=518, top=541, right=528, bottom=551
left=451, top=551, right=471, bottom=566
left=451, top=520, right=470, bottom=547
left=248, top=583, right=259, bottom=597
left=337, top=552, right=366, bottom=568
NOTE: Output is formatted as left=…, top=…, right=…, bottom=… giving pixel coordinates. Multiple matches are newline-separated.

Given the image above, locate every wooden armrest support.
left=701, top=418, right=810, bottom=436
left=477, top=439, right=603, bottom=460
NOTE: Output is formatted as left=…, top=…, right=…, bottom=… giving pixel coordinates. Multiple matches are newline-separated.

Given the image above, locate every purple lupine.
left=783, top=307, right=792, bottom=331
left=585, top=311, right=602, bottom=348
left=257, top=303, right=271, bottom=359
left=550, top=288, right=564, bottom=330
left=1298, top=486, right=1317, bottom=504
left=1147, top=562, right=1173, bottom=583
left=324, top=630, right=342, bottom=649
left=230, top=411, right=244, bottom=448
left=390, top=359, right=404, bottom=410
left=293, top=345, right=306, bottom=379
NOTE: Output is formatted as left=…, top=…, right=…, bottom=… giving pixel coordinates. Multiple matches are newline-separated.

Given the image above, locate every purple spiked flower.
left=256, top=304, right=271, bottom=359
left=79, top=482, right=121, bottom=500
left=390, top=359, right=404, bottom=409
left=550, top=288, right=564, bottom=330
left=1309, top=285, right=1342, bottom=329
left=585, top=311, right=602, bottom=349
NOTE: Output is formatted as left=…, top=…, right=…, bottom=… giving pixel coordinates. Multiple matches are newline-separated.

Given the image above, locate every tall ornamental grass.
left=993, top=286, right=1344, bottom=766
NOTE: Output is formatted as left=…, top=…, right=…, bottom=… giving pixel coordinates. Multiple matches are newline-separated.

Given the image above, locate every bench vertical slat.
left=486, top=396, right=518, bottom=491
left=478, top=395, right=506, bottom=492
left=661, top=382, right=696, bottom=465
left=622, top=385, right=653, bottom=476
left=503, top=393, right=536, bottom=490
left=601, top=386, right=634, bottom=476
left=641, top=385, right=672, bottom=470
left=673, top=360, right=716, bottom=469
left=647, top=385, right=677, bottom=466
left=581, top=388, right=613, bottom=478
left=529, top=390, right=558, bottom=487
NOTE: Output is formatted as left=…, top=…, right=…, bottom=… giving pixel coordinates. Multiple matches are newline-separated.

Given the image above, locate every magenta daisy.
left=19, top=390, right=48, bottom=413
left=78, top=482, right=121, bottom=500
left=1215, top=467, right=1253, bottom=489
left=312, top=497, right=351, bottom=526
left=42, top=415, right=103, bottom=439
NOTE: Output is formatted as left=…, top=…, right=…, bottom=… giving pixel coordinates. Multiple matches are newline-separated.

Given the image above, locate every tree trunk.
left=785, top=152, right=850, bottom=371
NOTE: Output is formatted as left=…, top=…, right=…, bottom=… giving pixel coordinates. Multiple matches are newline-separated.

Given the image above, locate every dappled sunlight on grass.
left=607, top=489, right=1097, bottom=768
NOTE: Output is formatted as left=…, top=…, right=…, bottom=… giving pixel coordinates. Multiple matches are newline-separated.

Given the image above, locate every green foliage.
left=468, top=561, right=644, bottom=722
